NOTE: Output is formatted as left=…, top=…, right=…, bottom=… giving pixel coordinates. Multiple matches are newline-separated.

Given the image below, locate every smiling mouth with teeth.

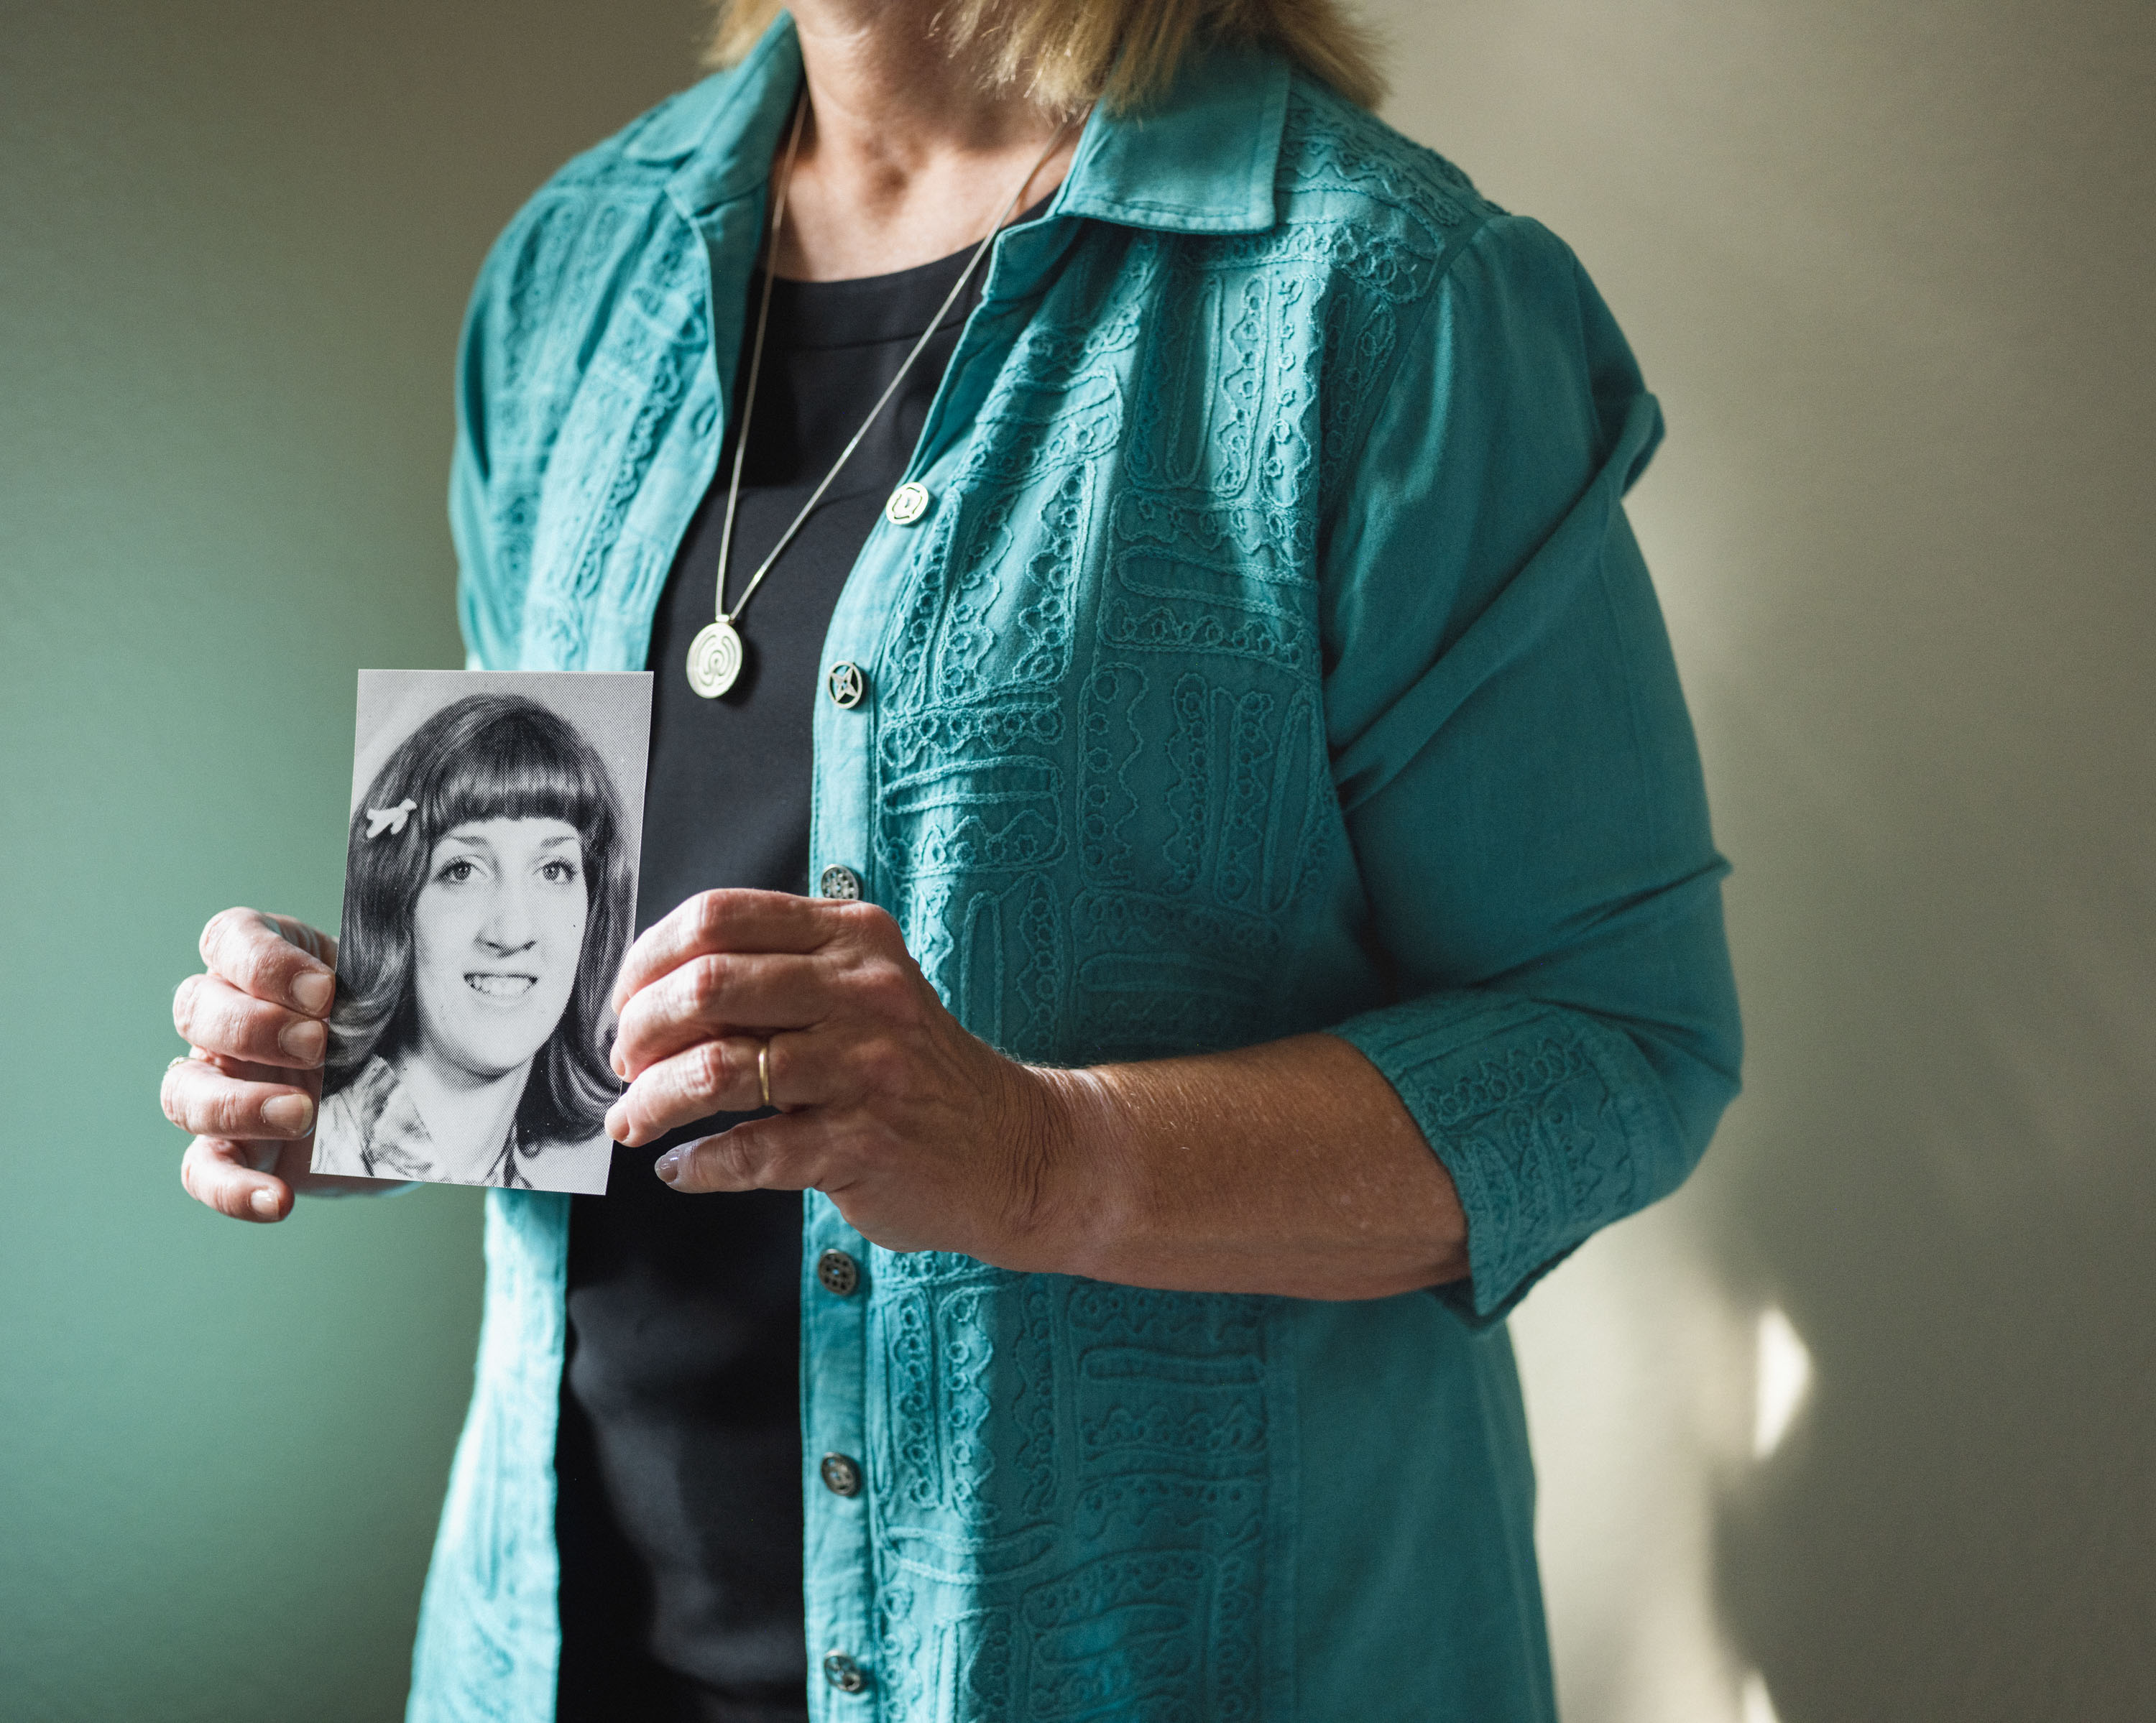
left=466, top=973, right=538, bottom=999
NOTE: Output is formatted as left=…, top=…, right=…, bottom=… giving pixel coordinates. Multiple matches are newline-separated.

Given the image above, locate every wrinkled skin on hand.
left=604, top=889, right=1073, bottom=1267
left=164, top=909, right=378, bottom=1219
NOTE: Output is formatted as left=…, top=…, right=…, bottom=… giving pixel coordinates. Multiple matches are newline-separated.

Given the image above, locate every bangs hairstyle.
left=704, top=0, right=1385, bottom=115
left=326, top=693, right=632, bottom=1147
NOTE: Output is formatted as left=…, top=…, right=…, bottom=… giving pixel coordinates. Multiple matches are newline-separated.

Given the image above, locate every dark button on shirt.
left=814, top=1249, right=860, bottom=1297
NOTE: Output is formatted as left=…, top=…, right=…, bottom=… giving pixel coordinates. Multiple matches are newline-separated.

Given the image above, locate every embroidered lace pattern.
left=829, top=83, right=1502, bottom=1717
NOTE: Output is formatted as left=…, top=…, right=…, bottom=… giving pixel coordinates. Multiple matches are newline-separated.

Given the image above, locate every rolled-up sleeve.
left=1322, top=213, right=1742, bottom=1322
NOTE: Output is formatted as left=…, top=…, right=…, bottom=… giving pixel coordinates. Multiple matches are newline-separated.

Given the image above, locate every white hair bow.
left=365, top=798, right=418, bottom=839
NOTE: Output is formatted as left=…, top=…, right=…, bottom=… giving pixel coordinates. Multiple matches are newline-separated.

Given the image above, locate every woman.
left=311, top=693, right=630, bottom=1193
left=162, top=1, right=1742, bottom=1719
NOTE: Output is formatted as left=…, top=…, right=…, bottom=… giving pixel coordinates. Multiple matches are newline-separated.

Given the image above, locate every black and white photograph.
left=310, top=670, right=652, bottom=1195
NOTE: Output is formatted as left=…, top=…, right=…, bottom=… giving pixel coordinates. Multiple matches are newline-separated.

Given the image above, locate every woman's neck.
left=775, top=0, right=1082, bottom=280
left=393, top=1046, right=533, bottom=1183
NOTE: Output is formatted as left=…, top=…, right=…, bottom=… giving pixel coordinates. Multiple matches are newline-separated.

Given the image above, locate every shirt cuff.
left=1330, top=992, right=1666, bottom=1324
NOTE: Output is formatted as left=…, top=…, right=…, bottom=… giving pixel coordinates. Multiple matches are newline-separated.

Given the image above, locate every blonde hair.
left=702, top=1, right=1385, bottom=115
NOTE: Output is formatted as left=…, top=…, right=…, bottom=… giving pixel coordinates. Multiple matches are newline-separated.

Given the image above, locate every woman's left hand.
left=606, top=889, right=1073, bottom=1265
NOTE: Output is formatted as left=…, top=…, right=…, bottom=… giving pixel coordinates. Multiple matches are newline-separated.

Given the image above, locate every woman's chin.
left=420, top=1020, right=557, bottom=1081
left=415, top=985, right=574, bottom=1079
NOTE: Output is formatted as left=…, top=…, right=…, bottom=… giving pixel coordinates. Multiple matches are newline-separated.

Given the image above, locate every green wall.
left=0, top=6, right=697, bottom=1719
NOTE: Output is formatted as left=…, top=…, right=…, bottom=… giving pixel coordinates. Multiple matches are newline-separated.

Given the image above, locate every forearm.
left=1020, top=1033, right=1469, bottom=1301
left=604, top=895, right=1470, bottom=1296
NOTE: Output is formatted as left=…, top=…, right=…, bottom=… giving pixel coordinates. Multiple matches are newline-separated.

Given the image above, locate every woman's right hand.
left=162, top=908, right=375, bottom=1221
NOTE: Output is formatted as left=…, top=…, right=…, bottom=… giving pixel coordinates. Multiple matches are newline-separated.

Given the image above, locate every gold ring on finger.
left=757, top=1039, right=773, bottom=1110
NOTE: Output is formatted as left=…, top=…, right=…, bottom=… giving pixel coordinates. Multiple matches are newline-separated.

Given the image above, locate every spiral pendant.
left=686, top=619, right=745, bottom=699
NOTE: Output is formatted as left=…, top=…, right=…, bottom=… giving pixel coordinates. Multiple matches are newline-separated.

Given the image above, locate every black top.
left=554, top=241, right=983, bottom=1723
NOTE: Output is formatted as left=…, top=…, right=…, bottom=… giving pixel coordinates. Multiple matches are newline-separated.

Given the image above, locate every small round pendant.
left=686, top=619, right=745, bottom=699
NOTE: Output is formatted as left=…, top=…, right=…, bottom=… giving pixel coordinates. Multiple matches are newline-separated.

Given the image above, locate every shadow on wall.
left=1375, top=2, right=2156, bottom=1720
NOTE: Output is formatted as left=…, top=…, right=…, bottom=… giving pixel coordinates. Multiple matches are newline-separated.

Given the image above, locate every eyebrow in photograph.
left=438, top=827, right=581, bottom=849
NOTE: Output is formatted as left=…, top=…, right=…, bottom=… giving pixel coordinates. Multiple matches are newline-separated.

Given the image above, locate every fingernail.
left=292, top=970, right=335, bottom=1015
left=264, top=1094, right=314, bottom=1135
left=653, top=1150, right=683, bottom=1185
left=251, top=1187, right=281, bottom=1219
left=280, top=1017, right=327, bottom=1063
left=610, top=1050, right=627, bottom=1080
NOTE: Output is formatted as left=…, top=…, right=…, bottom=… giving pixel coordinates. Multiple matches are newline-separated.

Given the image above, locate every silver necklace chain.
left=684, top=97, right=1076, bottom=699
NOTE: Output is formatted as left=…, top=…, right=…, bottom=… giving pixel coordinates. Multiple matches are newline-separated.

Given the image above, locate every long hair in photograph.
left=327, top=693, right=631, bottom=1147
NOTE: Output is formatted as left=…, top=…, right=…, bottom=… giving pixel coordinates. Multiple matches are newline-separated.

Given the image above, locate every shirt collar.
left=630, top=14, right=1289, bottom=236
left=1054, top=41, right=1289, bottom=234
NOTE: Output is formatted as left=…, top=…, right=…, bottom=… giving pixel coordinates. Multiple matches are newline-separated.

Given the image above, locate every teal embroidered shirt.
left=408, top=19, right=1741, bottom=1722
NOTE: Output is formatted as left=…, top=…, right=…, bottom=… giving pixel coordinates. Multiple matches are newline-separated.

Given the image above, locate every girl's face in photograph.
left=410, top=816, right=589, bottom=1081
